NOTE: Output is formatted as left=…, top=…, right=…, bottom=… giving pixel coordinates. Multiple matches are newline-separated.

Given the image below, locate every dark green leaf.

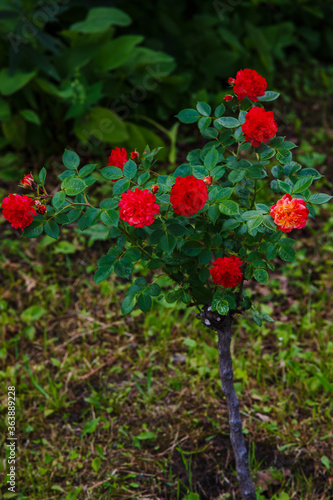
left=62, top=149, right=80, bottom=170
left=196, top=102, right=211, bottom=116
left=100, top=209, right=119, bottom=226
left=113, top=179, right=130, bottom=195
left=217, top=117, right=240, bottom=128
left=253, top=269, right=269, bottom=283
left=219, top=200, right=239, bottom=215
left=137, top=293, right=152, bottom=312
left=79, top=164, right=96, bottom=178
left=100, top=166, right=123, bottom=180
left=176, top=109, right=200, bottom=123
left=123, top=160, right=137, bottom=179
left=258, top=91, right=280, bottom=102
left=52, top=191, right=66, bottom=210
left=308, top=193, right=332, bottom=205
left=44, top=220, right=59, bottom=239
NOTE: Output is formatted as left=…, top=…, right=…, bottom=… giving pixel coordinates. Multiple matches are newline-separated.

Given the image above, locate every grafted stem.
left=198, top=307, right=256, bottom=500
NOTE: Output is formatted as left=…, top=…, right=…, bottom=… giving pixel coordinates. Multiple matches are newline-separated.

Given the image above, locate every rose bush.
left=1, top=69, right=332, bottom=499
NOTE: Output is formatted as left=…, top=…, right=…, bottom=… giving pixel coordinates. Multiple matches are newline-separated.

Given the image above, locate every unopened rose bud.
left=130, top=151, right=139, bottom=160
left=34, top=200, right=41, bottom=207
left=228, top=77, right=235, bottom=86
left=21, top=174, right=34, bottom=187
left=151, top=185, right=159, bottom=194
left=224, top=95, right=233, bottom=102
left=37, top=204, right=47, bottom=215
left=203, top=176, right=213, bottom=186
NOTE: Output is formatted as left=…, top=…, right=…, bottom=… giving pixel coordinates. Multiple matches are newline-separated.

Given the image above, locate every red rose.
left=119, top=188, right=159, bottom=228
left=21, top=174, right=34, bottom=187
left=130, top=151, right=139, bottom=160
left=170, top=175, right=208, bottom=217
left=210, top=256, right=244, bottom=288
left=203, top=176, right=213, bottom=186
left=232, top=69, right=267, bottom=102
left=1, top=193, right=37, bottom=229
left=108, top=147, right=128, bottom=169
left=270, top=194, right=309, bottom=233
left=228, top=77, right=235, bottom=86
left=224, top=95, right=233, bottom=102
left=241, top=107, right=278, bottom=148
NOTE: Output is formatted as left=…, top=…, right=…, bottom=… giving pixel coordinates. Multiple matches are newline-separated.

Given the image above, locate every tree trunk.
left=199, top=307, right=256, bottom=500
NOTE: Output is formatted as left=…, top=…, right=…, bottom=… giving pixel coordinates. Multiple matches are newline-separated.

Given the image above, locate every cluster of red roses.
left=1, top=68, right=310, bottom=290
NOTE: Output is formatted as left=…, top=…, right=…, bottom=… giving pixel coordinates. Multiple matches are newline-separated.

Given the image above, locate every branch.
left=198, top=307, right=256, bottom=500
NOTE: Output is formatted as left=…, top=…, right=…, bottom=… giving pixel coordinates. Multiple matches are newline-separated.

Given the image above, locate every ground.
left=0, top=93, right=333, bottom=500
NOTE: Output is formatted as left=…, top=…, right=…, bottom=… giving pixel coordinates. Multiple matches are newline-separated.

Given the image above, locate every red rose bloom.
left=37, top=204, right=47, bottom=215
left=242, top=107, right=278, bottom=148
left=21, top=174, right=34, bottom=187
left=119, top=188, right=159, bottom=228
left=210, top=256, right=244, bottom=288
left=1, top=193, right=36, bottom=229
left=270, top=194, right=309, bottom=233
left=224, top=95, right=233, bottom=102
left=232, top=69, right=267, bottom=102
left=170, top=175, right=208, bottom=217
left=108, top=147, right=127, bottom=169
left=130, top=151, right=139, bottom=160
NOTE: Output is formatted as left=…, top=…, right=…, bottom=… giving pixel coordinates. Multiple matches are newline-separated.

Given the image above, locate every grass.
left=0, top=198, right=332, bottom=500
left=1, top=96, right=333, bottom=499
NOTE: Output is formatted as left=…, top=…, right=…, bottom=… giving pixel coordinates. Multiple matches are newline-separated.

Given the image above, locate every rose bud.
left=228, top=77, right=235, bottom=86
left=224, top=95, right=233, bottom=102
left=130, top=151, right=140, bottom=160
left=37, top=204, right=47, bottom=215
left=203, top=176, right=213, bottom=186
left=21, top=174, right=34, bottom=187
left=151, top=185, right=159, bottom=194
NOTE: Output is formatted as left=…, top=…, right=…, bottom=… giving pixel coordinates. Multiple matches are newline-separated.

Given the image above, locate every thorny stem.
left=198, top=307, right=256, bottom=500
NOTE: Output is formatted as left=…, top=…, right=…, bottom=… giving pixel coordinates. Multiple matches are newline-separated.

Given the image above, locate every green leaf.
left=61, top=177, right=86, bottom=196
left=62, top=149, right=80, bottom=170
left=19, top=109, right=40, bottom=126
left=253, top=269, right=269, bottom=283
left=70, top=7, right=130, bottom=33
left=0, top=69, right=36, bottom=96
left=208, top=205, right=220, bottom=224
left=212, top=298, right=229, bottom=315
left=308, top=193, right=332, bottom=205
left=247, top=215, right=263, bottom=231
left=278, top=245, right=296, bottom=262
left=79, top=164, right=96, bottom=178
left=121, top=295, right=136, bottom=315
left=222, top=219, right=240, bottom=231
left=167, top=223, right=188, bottom=237
left=219, top=200, right=239, bottom=216
left=176, top=108, right=200, bottom=123
left=44, top=220, right=59, bottom=240
left=138, top=171, right=150, bottom=185
left=321, top=456, right=331, bottom=470
left=293, top=176, right=314, bottom=194
left=113, top=178, right=130, bottom=195
left=39, top=167, right=46, bottom=185
left=21, top=305, right=47, bottom=323
left=75, top=107, right=128, bottom=145
left=147, top=283, right=161, bottom=296
left=123, top=160, right=137, bottom=179
left=196, top=102, right=211, bottom=116
left=182, top=240, right=202, bottom=256
left=91, top=457, right=101, bottom=473
left=174, top=164, right=192, bottom=177
left=22, top=221, right=44, bottom=238
left=216, top=117, right=240, bottom=128
left=228, top=169, right=246, bottom=184
left=52, top=191, right=66, bottom=210
left=258, top=91, right=280, bottom=102
left=137, top=293, right=152, bottom=313
left=159, top=233, right=176, bottom=254
left=204, top=147, right=219, bottom=170
left=0, top=97, right=10, bottom=121
left=92, top=35, right=143, bottom=71
left=214, top=104, right=225, bottom=118
left=101, top=166, right=123, bottom=180
left=100, top=209, right=119, bottom=226
left=94, top=265, right=113, bottom=284
left=114, top=258, right=133, bottom=279
left=277, top=180, right=293, bottom=194
left=78, top=208, right=100, bottom=230
left=276, top=150, right=292, bottom=164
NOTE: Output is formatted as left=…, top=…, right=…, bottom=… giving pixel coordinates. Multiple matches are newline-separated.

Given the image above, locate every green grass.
left=0, top=199, right=332, bottom=500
